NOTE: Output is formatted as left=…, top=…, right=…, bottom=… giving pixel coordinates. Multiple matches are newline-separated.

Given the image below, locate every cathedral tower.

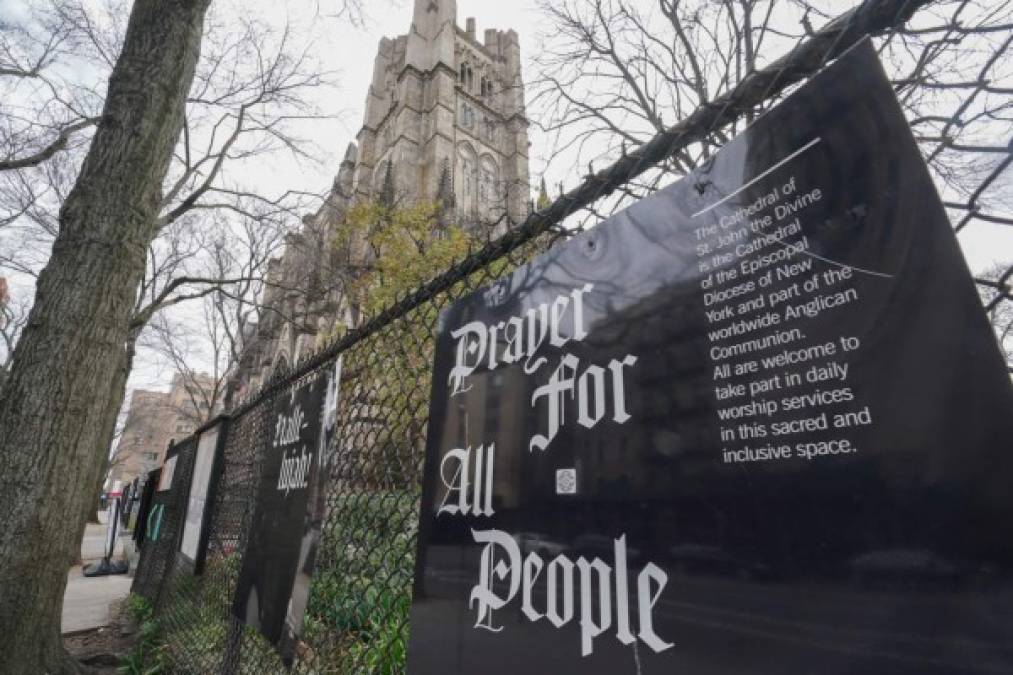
left=225, top=4, right=531, bottom=403
left=336, top=0, right=531, bottom=233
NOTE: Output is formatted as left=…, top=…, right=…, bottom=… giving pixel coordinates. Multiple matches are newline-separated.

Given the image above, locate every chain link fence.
left=130, top=0, right=1012, bottom=671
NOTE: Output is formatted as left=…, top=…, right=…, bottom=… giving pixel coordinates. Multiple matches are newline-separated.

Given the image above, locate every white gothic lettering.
left=273, top=404, right=305, bottom=447
left=273, top=404, right=313, bottom=496
left=468, top=529, right=674, bottom=657
left=530, top=353, right=638, bottom=453
left=437, top=444, right=496, bottom=517
left=448, top=284, right=594, bottom=396
left=435, top=282, right=667, bottom=661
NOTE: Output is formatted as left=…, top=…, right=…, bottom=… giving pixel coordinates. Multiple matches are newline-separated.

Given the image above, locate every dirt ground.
left=63, top=600, right=136, bottom=674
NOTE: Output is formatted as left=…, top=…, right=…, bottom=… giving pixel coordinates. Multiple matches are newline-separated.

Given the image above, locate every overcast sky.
left=3, top=0, right=1009, bottom=398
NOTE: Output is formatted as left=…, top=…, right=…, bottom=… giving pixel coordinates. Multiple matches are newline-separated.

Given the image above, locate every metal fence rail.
left=130, top=0, right=1012, bottom=672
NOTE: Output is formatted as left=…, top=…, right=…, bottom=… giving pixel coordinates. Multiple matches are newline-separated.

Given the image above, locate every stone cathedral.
left=226, top=0, right=532, bottom=403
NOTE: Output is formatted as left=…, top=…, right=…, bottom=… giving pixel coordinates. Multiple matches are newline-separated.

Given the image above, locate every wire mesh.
left=131, top=1, right=1012, bottom=672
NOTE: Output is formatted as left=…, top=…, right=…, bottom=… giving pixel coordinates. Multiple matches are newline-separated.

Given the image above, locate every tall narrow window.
left=458, top=143, right=479, bottom=218
left=479, top=156, right=498, bottom=221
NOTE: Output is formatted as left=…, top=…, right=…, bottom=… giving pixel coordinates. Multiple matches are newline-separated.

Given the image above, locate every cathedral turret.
left=406, top=0, right=457, bottom=73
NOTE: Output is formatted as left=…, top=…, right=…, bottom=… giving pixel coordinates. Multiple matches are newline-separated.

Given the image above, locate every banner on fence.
left=157, top=456, right=176, bottom=492
left=233, top=357, right=342, bottom=663
left=133, top=468, right=159, bottom=546
left=180, top=417, right=228, bottom=571
left=407, top=40, right=1013, bottom=674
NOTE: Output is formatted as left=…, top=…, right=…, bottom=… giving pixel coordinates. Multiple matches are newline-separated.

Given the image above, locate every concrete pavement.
left=61, top=510, right=133, bottom=635
left=78, top=510, right=126, bottom=561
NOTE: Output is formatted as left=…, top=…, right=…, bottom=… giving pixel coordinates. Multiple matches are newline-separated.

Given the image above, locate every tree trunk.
left=78, top=334, right=140, bottom=563
left=0, top=1, right=210, bottom=672
left=91, top=336, right=138, bottom=515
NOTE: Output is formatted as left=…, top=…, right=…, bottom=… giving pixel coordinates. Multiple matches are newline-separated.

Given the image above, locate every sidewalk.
left=61, top=510, right=133, bottom=634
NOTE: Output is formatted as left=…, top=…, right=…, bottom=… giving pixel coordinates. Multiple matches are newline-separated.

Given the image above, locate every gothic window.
left=479, top=155, right=498, bottom=220
left=482, top=117, right=496, bottom=142
left=457, top=143, right=478, bottom=217
left=272, top=353, right=289, bottom=378
left=459, top=101, right=474, bottom=129
left=459, top=63, right=474, bottom=91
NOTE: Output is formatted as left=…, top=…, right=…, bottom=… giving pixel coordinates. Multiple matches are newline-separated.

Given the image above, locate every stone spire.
left=436, top=157, right=455, bottom=226
left=536, top=176, right=551, bottom=211
left=335, top=142, right=358, bottom=198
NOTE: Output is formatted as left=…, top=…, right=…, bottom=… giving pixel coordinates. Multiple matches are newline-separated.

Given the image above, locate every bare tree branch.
left=0, top=116, right=99, bottom=172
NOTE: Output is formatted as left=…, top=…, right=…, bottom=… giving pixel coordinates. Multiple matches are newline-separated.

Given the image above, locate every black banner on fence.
left=407, top=40, right=1013, bottom=675
left=133, top=469, right=158, bottom=546
left=233, top=358, right=341, bottom=663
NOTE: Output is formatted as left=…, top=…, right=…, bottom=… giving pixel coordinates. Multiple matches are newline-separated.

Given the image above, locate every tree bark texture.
left=0, top=1, right=210, bottom=672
